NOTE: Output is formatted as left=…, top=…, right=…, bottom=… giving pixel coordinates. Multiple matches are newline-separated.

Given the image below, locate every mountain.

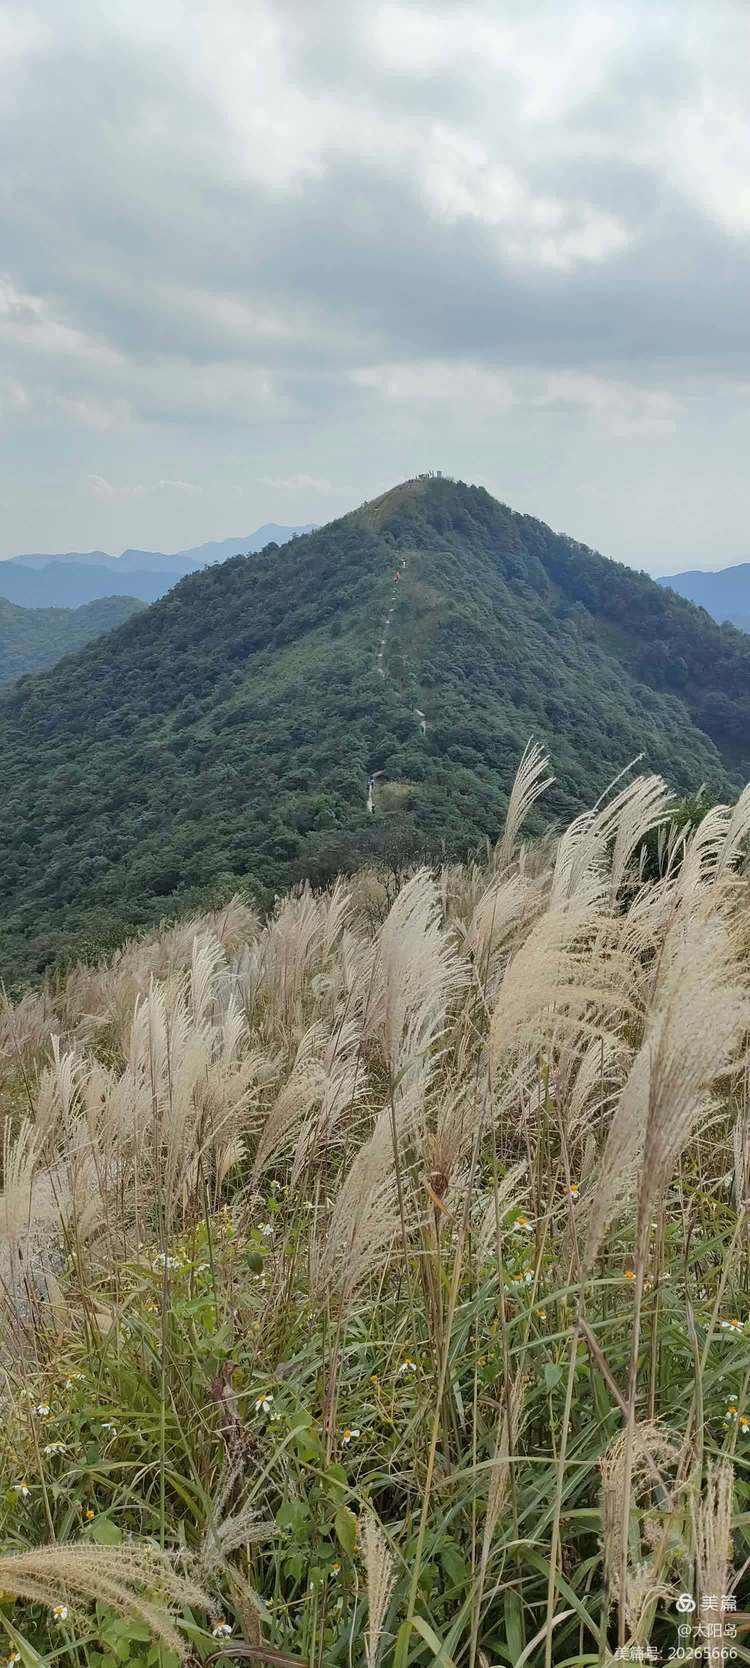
left=0, top=562, right=177, bottom=608
left=174, top=525, right=317, bottom=565
left=3, top=473, right=750, bottom=979
left=0, top=594, right=145, bottom=688
left=1, top=524, right=316, bottom=606
left=658, top=562, right=750, bottom=629
left=9, top=549, right=115, bottom=569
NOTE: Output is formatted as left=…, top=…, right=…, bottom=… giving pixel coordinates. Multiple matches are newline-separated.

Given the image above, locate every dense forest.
left=2, top=474, right=750, bottom=979
left=0, top=594, right=144, bottom=687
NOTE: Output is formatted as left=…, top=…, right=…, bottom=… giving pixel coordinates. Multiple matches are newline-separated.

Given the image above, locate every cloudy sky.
left=2, top=0, right=749, bottom=573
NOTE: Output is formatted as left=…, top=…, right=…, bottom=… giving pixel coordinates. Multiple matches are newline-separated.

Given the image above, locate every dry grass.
left=0, top=749, right=748, bottom=1665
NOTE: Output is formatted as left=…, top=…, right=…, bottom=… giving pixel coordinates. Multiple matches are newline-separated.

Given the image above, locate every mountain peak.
left=2, top=484, right=750, bottom=979
left=351, top=472, right=455, bottom=530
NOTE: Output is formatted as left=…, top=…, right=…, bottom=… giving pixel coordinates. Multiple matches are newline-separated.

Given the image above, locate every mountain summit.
left=2, top=474, right=750, bottom=976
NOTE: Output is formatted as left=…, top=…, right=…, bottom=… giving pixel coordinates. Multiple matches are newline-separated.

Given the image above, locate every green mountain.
left=0, top=594, right=145, bottom=688
left=3, top=474, right=750, bottom=979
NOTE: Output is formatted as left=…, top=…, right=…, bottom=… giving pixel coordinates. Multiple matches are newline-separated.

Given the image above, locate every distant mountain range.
left=658, top=563, right=750, bottom=630
left=0, top=524, right=315, bottom=607
left=0, top=594, right=144, bottom=687
left=3, top=474, right=750, bottom=979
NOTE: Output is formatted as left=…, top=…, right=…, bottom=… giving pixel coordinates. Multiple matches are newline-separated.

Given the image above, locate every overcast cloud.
left=2, top=0, right=749, bottom=571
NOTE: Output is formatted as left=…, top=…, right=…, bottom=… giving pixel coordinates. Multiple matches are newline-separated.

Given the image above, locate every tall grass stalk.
left=0, top=755, right=747, bottom=1664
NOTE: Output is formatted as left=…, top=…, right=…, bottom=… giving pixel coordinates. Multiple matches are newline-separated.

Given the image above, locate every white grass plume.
left=360, top=1511, right=396, bottom=1668
left=367, top=868, right=467, bottom=1077
left=496, top=741, right=554, bottom=870
left=696, top=1461, right=735, bottom=1652
left=0, top=1542, right=209, bottom=1657
left=583, top=913, right=748, bottom=1270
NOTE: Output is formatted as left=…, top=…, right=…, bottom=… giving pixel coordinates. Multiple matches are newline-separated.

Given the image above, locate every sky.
left=2, top=0, right=750, bottom=575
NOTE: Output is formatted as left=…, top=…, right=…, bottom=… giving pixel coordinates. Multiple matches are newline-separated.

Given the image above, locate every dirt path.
left=368, top=555, right=427, bottom=810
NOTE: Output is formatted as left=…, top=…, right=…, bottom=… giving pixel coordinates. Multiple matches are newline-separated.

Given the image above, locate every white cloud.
left=1, top=0, right=749, bottom=564
left=422, top=125, right=630, bottom=268
left=0, top=8, right=51, bottom=71
left=258, top=473, right=347, bottom=494
left=535, top=373, right=681, bottom=436
left=0, top=277, right=122, bottom=369
left=0, top=379, right=32, bottom=418
left=355, top=360, right=680, bottom=438
left=58, top=393, right=132, bottom=431
left=87, top=475, right=201, bottom=500
left=353, top=359, right=514, bottom=412
left=367, top=2, right=631, bottom=120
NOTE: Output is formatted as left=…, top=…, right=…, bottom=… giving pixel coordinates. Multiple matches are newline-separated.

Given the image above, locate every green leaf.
left=120, top=1622, right=153, bottom=1643
left=544, top=1362, right=563, bottom=1391
left=0, top=1614, right=45, bottom=1667
left=334, top=1503, right=357, bottom=1558
left=411, top=1616, right=457, bottom=1667
left=90, top=1516, right=123, bottom=1545
left=296, top=1436, right=322, bottom=1462
left=440, top=1541, right=469, bottom=1587
left=277, top=1499, right=310, bottom=1539
left=324, top=1461, right=347, bottom=1504
left=504, top=1588, right=525, bottom=1660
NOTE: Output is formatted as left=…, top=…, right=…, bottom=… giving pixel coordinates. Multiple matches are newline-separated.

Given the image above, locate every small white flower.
left=43, top=1442, right=66, bottom=1456
left=6, top=1650, right=21, bottom=1664
left=259, top=1223, right=274, bottom=1237
left=397, top=1359, right=417, bottom=1376
left=725, top=1405, right=739, bottom=1423
left=341, top=1426, right=360, bottom=1445
left=720, top=1318, right=745, bottom=1335
left=101, top=1422, right=117, bottom=1436
left=52, top=1604, right=69, bottom=1622
left=211, top=1620, right=232, bottom=1639
left=152, top=1253, right=181, bottom=1271
left=514, top=1215, right=534, bottom=1234
left=254, top=1393, right=273, bottom=1415
left=34, top=1403, right=51, bottom=1417
left=13, top=1480, right=30, bottom=1497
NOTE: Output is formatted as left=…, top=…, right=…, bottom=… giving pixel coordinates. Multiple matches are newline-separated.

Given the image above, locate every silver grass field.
left=0, top=747, right=748, bottom=1667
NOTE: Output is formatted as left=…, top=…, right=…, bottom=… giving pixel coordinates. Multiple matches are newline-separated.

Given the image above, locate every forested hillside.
left=0, top=594, right=144, bottom=687
left=2, top=475, right=750, bottom=978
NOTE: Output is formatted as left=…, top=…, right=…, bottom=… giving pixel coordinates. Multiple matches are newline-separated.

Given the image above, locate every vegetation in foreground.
left=0, top=748, right=749, bottom=1666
